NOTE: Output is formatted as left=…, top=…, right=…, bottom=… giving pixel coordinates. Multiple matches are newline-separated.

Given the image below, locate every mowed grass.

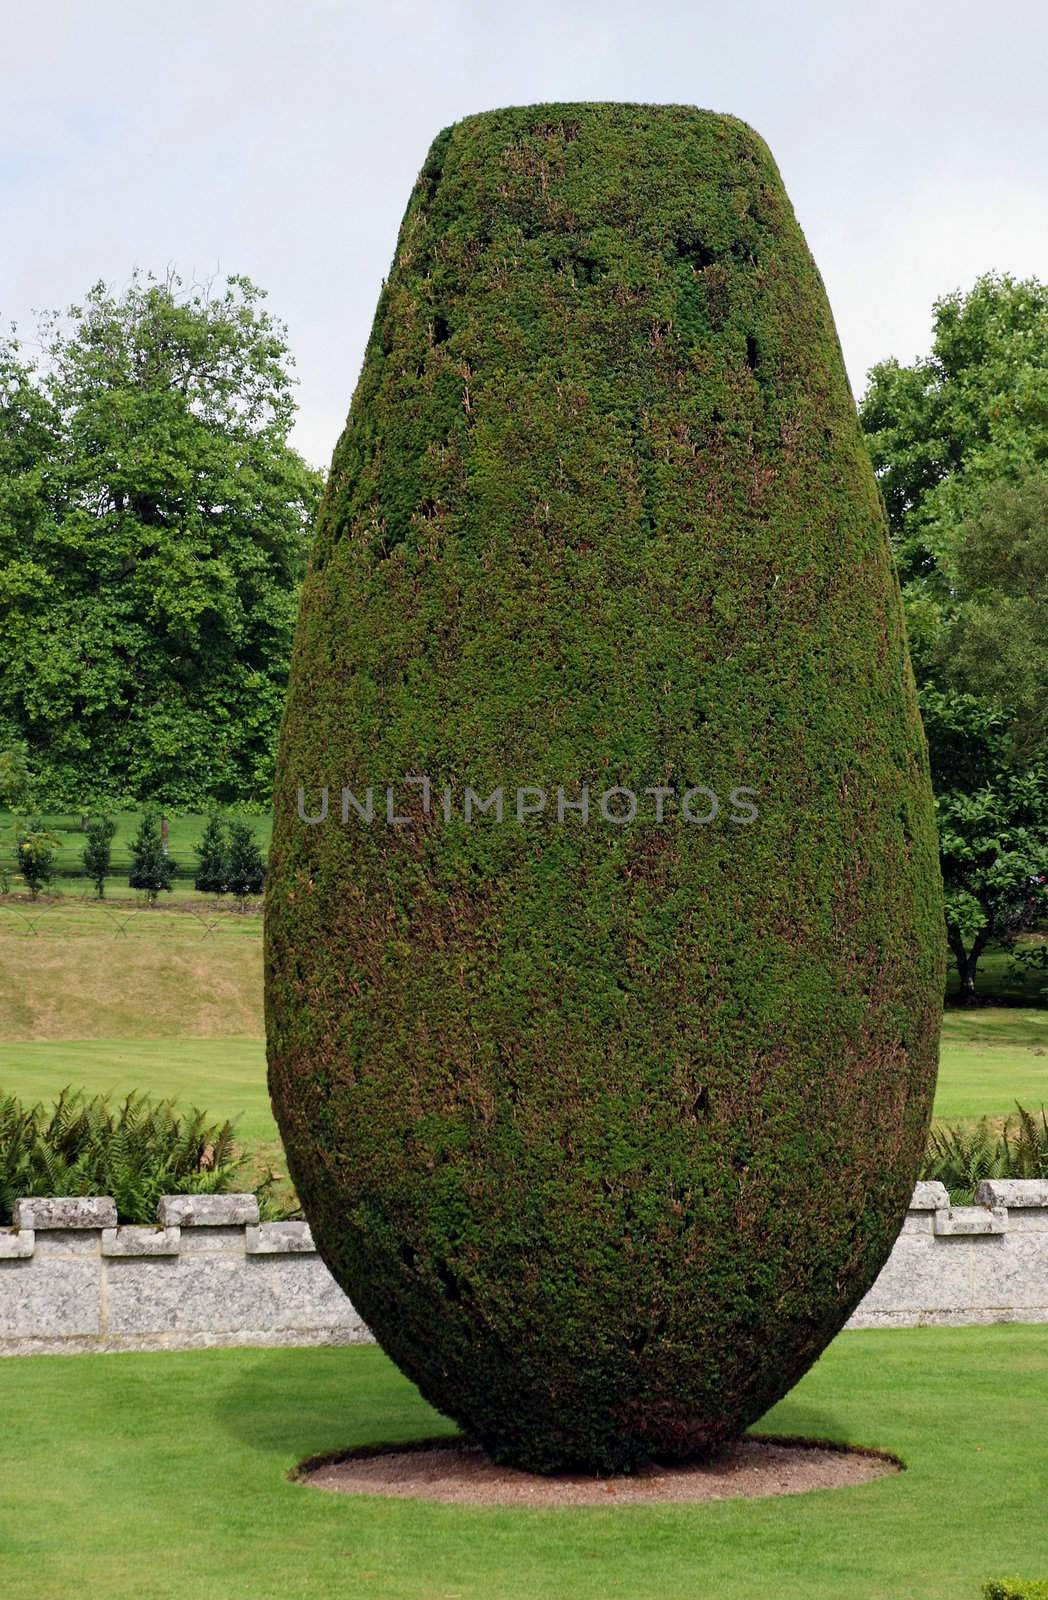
left=936, top=1008, right=1048, bottom=1120
left=0, top=901, right=262, bottom=1041
left=0, top=1038, right=277, bottom=1145
left=0, top=1328, right=1046, bottom=1600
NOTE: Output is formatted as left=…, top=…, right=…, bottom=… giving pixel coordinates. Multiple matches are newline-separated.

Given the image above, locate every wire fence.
left=0, top=897, right=262, bottom=939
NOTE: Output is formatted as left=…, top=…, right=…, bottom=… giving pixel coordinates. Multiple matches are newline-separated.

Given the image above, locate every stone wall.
left=0, top=1194, right=368, bottom=1355
left=2, top=1181, right=1047, bottom=1355
left=846, top=1178, right=1048, bottom=1329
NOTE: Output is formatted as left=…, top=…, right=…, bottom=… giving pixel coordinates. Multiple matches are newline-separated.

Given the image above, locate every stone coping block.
left=13, top=1197, right=117, bottom=1230
left=102, top=1226, right=182, bottom=1257
left=157, top=1194, right=259, bottom=1228
left=934, top=1206, right=1008, bottom=1236
left=245, top=1222, right=316, bottom=1254
left=0, top=1229, right=35, bottom=1259
left=976, top=1179, right=1048, bottom=1209
left=910, top=1181, right=950, bottom=1211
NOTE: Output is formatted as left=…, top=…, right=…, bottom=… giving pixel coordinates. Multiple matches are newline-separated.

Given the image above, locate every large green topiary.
left=265, top=104, right=944, bottom=1473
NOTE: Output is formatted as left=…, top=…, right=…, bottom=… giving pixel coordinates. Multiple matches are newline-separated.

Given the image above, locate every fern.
left=922, top=1103, right=1048, bottom=1203
left=0, top=1088, right=286, bottom=1224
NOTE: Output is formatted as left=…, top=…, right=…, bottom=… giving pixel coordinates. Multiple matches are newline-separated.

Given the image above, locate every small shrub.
left=82, top=814, right=116, bottom=898
left=128, top=810, right=176, bottom=903
left=985, top=1580, right=1048, bottom=1599
left=225, top=819, right=265, bottom=908
left=15, top=820, right=58, bottom=899
left=194, top=813, right=228, bottom=895
left=0, top=1088, right=285, bottom=1224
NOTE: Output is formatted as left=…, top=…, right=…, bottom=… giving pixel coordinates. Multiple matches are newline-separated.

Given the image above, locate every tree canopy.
left=861, top=273, right=1048, bottom=586
left=860, top=274, right=1048, bottom=997
left=0, top=272, right=322, bottom=809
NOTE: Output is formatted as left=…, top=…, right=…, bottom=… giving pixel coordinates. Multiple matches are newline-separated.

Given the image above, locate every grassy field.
left=0, top=901, right=261, bottom=1041
left=937, top=1009, right=1048, bottom=1119
left=0, top=1038, right=276, bottom=1142
left=0, top=1328, right=1045, bottom=1599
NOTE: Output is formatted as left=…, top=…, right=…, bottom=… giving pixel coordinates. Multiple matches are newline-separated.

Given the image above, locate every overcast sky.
left=5, top=0, right=1046, bottom=469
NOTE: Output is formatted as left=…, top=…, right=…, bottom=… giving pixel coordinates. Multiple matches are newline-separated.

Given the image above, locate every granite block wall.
left=2, top=1183, right=1047, bottom=1355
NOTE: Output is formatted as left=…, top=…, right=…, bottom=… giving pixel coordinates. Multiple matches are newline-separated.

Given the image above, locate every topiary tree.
left=81, top=814, right=116, bottom=899
left=224, top=820, right=265, bottom=909
left=128, top=810, right=175, bottom=905
left=265, top=105, right=944, bottom=1474
left=194, top=813, right=228, bottom=896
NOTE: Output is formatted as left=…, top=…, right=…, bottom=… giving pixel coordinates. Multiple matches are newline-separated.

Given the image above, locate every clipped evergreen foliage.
left=266, top=104, right=944, bottom=1473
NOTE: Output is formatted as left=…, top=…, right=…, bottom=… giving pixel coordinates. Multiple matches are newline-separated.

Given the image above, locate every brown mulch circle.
left=297, top=1434, right=902, bottom=1508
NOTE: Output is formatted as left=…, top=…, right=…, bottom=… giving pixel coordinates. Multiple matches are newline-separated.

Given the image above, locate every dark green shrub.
left=985, top=1581, right=1048, bottom=1599
left=225, top=819, right=266, bottom=907
left=266, top=104, right=944, bottom=1472
left=0, top=1088, right=281, bottom=1224
left=194, top=813, right=229, bottom=895
left=82, top=814, right=116, bottom=898
left=128, top=809, right=176, bottom=903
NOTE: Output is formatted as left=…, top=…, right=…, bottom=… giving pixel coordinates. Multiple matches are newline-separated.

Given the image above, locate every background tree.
left=923, top=689, right=1048, bottom=1000
left=0, top=272, right=323, bottom=810
left=15, top=822, right=58, bottom=900
left=224, top=820, right=265, bottom=909
left=127, top=812, right=176, bottom=905
left=0, top=744, right=33, bottom=812
left=938, top=473, right=1048, bottom=762
left=860, top=275, right=1048, bottom=997
left=193, top=814, right=228, bottom=896
left=82, top=815, right=116, bottom=899
left=861, top=273, right=1048, bottom=589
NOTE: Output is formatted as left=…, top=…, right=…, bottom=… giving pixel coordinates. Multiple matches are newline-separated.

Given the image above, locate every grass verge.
left=0, top=1327, right=1045, bottom=1599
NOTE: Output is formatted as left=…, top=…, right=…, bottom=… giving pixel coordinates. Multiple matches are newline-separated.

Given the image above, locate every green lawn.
left=936, top=1008, right=1048, bottom=1120
left=0, top=1328, right=1045, bottom=1599
left=0, top=1038, right=276, bottom=1144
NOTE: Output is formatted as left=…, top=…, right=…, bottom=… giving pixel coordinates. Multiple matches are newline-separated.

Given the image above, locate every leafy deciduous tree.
left=939, top=473, right=1048, bottom=762
left=921, top=689, right=1048, bottom=1000
left=0, top=272, right=323, bottom=810
left=0, top=744, right=33, bottom=812
left=861, top=273, right=1048, bottom=586
left=860, top=276, right=1048, bottom=997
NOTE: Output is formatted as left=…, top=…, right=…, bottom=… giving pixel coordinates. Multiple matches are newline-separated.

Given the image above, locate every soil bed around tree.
left=297, top=1434, right=902, bottom=1508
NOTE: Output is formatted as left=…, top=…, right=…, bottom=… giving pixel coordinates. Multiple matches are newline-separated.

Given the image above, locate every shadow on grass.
left=210, top=1343, right=874, bottom=1496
